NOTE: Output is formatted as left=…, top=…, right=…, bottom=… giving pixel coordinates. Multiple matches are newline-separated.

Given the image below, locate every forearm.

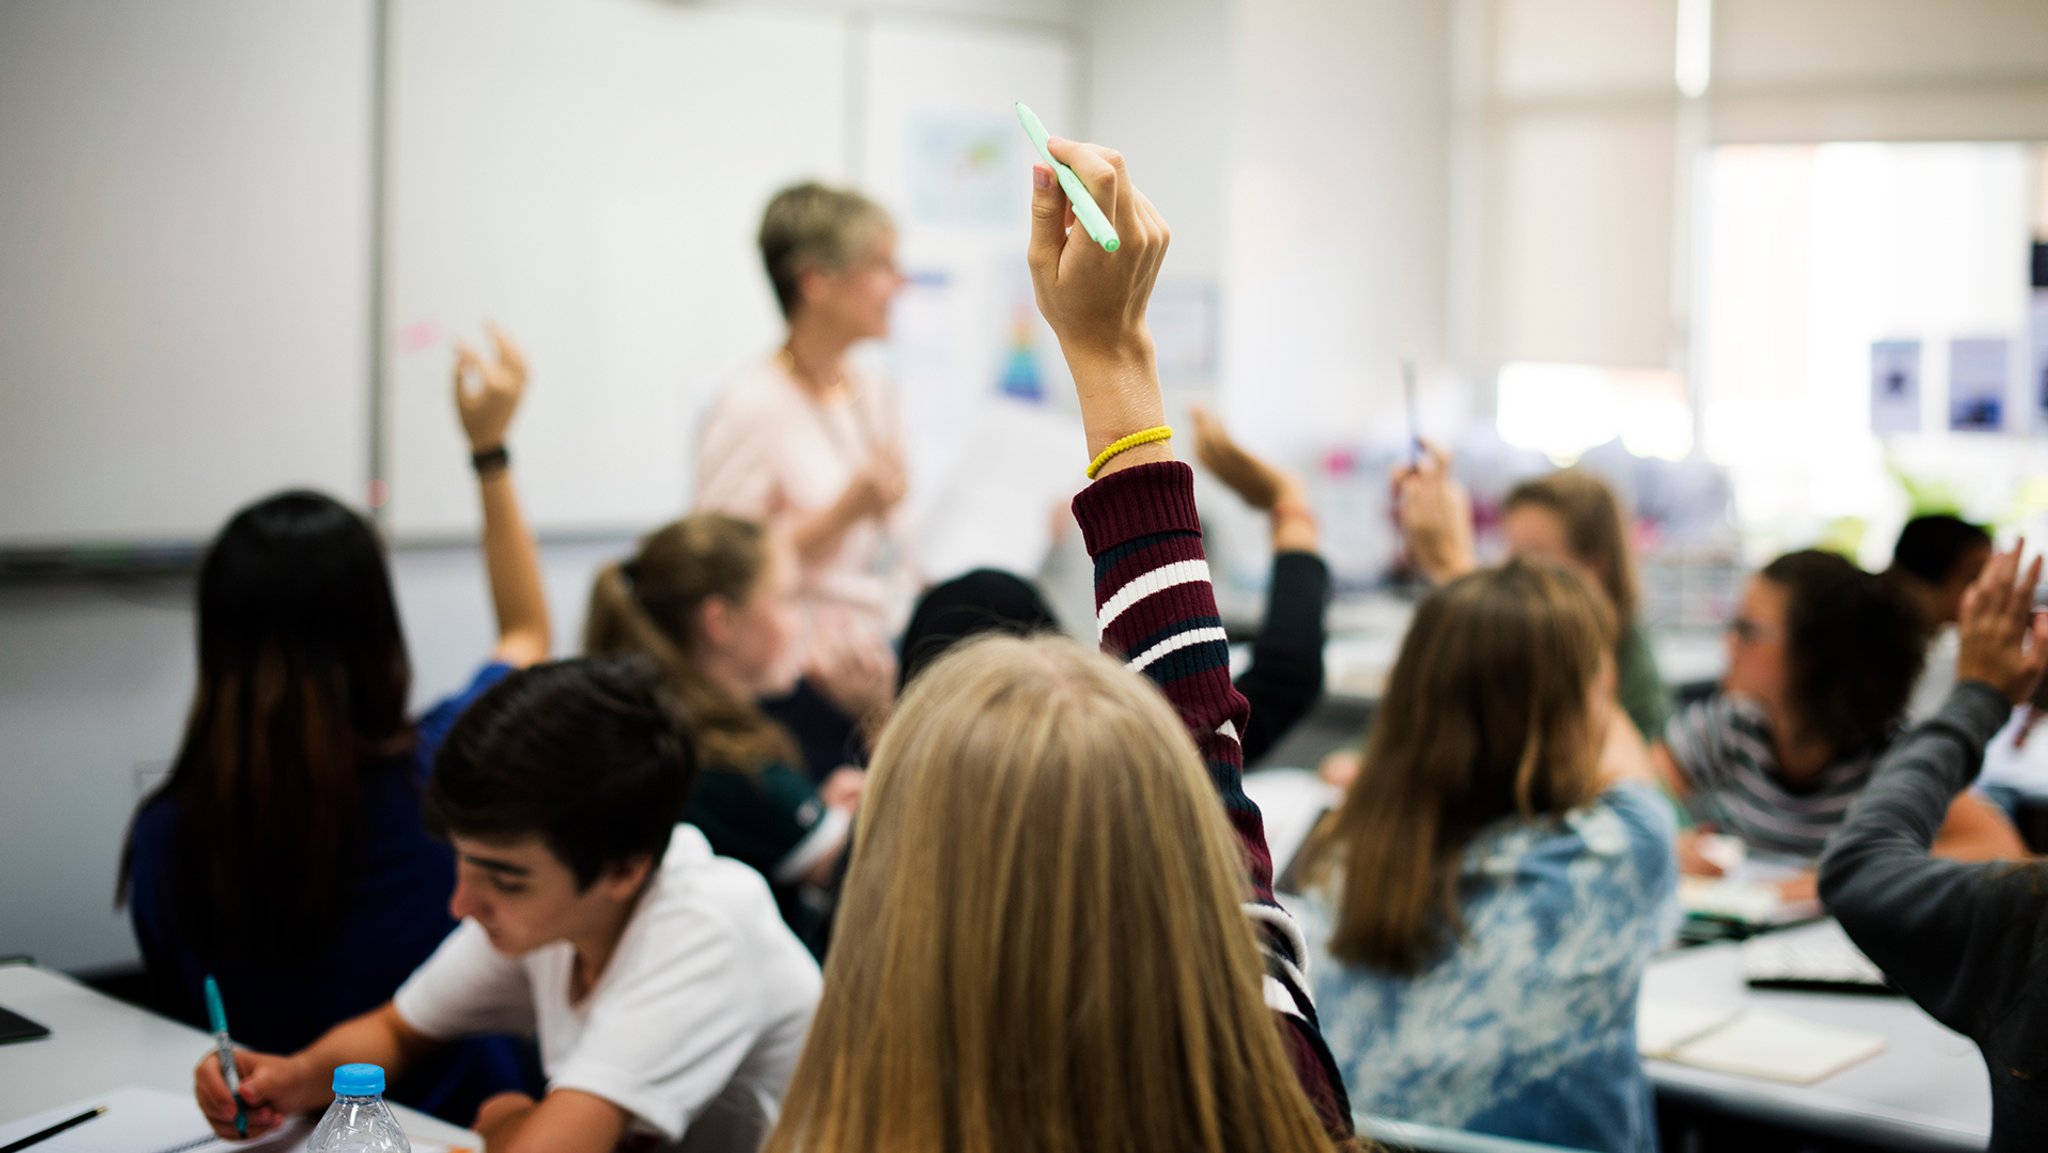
left=476, top=468, right=550, bottom=665
left=790, top=496, right=861, bottom=566
left=1235, top=551, right=1330, bottom=764
left=476, top=1089, right=626, bottom=1153
left=292, top=1005, right=438, bottom=1106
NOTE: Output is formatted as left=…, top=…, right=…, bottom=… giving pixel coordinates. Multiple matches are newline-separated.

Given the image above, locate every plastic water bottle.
left=308, top=1064, right=410, bottom=1153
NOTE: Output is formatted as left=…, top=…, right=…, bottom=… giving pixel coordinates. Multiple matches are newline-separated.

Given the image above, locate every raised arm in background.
left=454, top=325, right=550, bottom=668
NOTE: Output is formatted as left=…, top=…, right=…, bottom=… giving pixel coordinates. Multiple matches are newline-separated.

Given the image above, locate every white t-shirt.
left=393, top=826, right=822, bottom=1151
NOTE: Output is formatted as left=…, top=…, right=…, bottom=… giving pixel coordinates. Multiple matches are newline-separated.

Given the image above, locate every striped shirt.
left=1072, top=461, right=1354, bottom=1142
left=1662, top=694, right=1883, bottom=859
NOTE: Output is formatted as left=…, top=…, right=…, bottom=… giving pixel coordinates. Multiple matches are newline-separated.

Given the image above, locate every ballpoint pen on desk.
left=1014, top=101, right=1121, bottom=253
left=203, top=976, right=247, bottom=1138
left=0, top=1106, right=106, bottom=1153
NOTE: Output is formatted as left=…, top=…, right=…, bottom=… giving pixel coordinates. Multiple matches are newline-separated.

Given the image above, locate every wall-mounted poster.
left=1869, top=339, right=1922, bottom=435
left=1948, top=337, right=2010, bottom=432
left=2030, top=292, right=2048, bottom=431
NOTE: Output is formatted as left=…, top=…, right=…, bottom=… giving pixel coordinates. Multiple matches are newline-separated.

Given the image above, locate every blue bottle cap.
left=331, top=1063, right=385, bottom=1097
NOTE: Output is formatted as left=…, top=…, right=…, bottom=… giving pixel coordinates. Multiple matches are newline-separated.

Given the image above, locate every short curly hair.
left=1762, top=550, right=1925, bottom=754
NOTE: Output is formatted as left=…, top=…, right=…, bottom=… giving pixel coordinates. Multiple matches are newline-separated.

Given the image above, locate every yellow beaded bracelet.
left=1085, top=426, right=1174, bottom=480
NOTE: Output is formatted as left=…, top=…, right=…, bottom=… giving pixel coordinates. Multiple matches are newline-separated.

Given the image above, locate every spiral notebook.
left=0, top=1086, right=469, bottom=1153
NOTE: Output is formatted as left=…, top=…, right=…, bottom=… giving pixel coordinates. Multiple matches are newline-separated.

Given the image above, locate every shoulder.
left=1581, top=782, right=1678, bottom=864
left=415, top=662, right=516, bottom=768
left=641, top=828, right=808, bottom=952
left=704, top=361, right=803, bottom=428
left=1664, top=695, right=1760, bottom=776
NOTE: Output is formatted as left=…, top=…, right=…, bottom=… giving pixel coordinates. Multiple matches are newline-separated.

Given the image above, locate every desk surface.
left=1643, top=923, right=1990, bottom=1151
left=0, top=963, right=477, bottom=1145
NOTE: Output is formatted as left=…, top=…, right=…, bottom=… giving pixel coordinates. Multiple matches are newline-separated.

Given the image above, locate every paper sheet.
left=0, top=1086, right=469, bottom=1153
left=1636, top=1002, right=1739, bottom=1060
left=1662, top=1009, right=1887, bottom=1085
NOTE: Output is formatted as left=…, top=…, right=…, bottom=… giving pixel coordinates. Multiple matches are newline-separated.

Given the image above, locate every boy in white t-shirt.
left=193, top=659, right=822, bottom=1153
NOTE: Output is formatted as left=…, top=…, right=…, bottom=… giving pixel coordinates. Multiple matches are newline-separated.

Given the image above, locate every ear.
left=795, top=263, right=834, bottom=308
left=697, top=595, right=735, bottom=649
left=597, top=853, right=656, bottom=902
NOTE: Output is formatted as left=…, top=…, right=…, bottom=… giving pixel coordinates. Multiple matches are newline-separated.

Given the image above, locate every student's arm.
left=455, top=327, right=550, bottom=669
left=472, top=1089, right=627, bottom=1153
left=1189, top=405, right=1330, bottom=764
left=193, top=1004, right=438, bottom=1140
left=1819, top=546, right=2048, bottom=1036
left=1032, top=138, right=1354, bottom=1142
left=1932, top=788, right=2029, bottom=861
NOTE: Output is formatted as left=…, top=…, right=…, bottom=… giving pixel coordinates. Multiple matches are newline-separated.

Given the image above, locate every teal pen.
left=203, top=976, right=247, bottom=1138
left=1014, top=102, right=1120, bottom=253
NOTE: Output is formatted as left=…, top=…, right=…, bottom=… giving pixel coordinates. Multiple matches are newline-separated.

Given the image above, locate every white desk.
left=1643, top=924, right=1990, bottom=1151
left=0, top=963, right=478, bottom=1146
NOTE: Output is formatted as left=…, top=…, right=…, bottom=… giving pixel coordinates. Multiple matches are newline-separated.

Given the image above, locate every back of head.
left=1761, top=549, right=1925, bottom=753
left=1504, top=470, right=1640, bottom=628
left=1891, top=514, right=1991, bottom=585
left=123, top=490, right=411, bottom=958
left=426, top=657, right=695, bottom=889
left=584, top=515, right=797, bottom=772
left=1309, top=561, right=1613, bottom=975
left=895, top=568, right=1060, bottom=692
left=758, top=181, right=893, bottom=319
left=766, top=634, right=1332, bottom=1153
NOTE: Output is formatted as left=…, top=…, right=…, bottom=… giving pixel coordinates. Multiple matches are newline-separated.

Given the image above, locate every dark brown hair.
left=118, top=491, right=412, bottom=960
left=1504, top=470, right=1640, bottom=631
left=1305, top=561, right=1615, bottom=974
left=1762, top=549, right=1924, bottom=754
left=584, top=514, right=799, bottom=773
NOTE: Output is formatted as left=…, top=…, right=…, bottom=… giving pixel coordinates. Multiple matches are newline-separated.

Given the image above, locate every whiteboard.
left=382, top=0, right=850, bottom=539
left=0, top=0, right=374, bottom=548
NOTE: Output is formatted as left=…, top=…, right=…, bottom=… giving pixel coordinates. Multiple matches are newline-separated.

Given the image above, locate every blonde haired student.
left=695, top=181, right=915, bottom=778
left=1296, top=563, right=1676, bottom=1153
left=585, top=513, right=873, bottom=950
left=761, top=139, right=1356, bottom=1152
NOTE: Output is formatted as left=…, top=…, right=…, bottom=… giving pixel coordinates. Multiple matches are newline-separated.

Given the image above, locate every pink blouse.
left=693, top=356, right=919, bottom=659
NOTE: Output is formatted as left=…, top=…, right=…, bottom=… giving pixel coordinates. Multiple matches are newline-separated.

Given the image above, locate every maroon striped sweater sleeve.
left=1072, top=460, right=1355, bottom=1141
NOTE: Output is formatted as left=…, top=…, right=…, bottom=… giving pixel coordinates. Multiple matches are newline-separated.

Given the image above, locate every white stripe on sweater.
left=1098, top=559, right=1212, bottom=632
left=1264, top=974, right=1304, bottom=1017
left=1128, top=626, right=1230, bottom=675
left=1217, top=718, right=1240, bottom=744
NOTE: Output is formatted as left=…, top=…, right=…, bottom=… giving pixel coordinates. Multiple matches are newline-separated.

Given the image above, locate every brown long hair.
left=1305, top=561, right=1614, bottom=975
left=764, top=635, right=1339, bottom=1153
left=118, top=492, right=412, bottom=961
left=1505, top=470, right=1641, bottom=630
left=584, top=514, right=798, bottom=772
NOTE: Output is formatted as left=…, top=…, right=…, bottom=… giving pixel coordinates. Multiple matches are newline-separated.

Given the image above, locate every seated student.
left=1392, top=448, right=1671, bottom=740
left=761, top=138, right=1354, bottom=1152
left=123, top=329, right=548, bottom=1117
left=1294, top=563, right=1676, bottom=1153
left=1820, top=543, right=2048, bottom=1153
left=193, top=658, right=823, bottom=1153
left=1885, top=514, right=1993, bottom=721
left=584, top=515, right=872, bottom=951
left=890, top=408, right=1330, bottom=766
left=1654, top=549, right=2024, bottom=896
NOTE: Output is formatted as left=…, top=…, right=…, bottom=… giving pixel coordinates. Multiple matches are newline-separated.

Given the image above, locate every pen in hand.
left=203, top=976, right=247, bottom=1138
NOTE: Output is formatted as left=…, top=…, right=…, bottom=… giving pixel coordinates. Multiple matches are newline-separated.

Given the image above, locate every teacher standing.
left=695, top=182, right=916, bottom=778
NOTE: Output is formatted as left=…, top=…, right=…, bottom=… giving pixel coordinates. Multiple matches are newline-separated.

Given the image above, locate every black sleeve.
left=1234, top=551, right=1330, bottom=765
left=1818, top=682, right=2048, bottom=1038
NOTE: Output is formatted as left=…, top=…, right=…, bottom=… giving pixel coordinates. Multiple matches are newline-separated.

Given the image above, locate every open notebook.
left=0, top=1086, right=471, bottom=1153
left=1638, top=1003, right=1887, bottom=1084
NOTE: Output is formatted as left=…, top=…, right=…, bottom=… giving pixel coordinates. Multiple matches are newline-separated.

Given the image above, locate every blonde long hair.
left=764, top=635, right=1338, bottom=1153
left=1304, top=561, right=1613, bottom=975
left=584, top=514, right=798, bottom=773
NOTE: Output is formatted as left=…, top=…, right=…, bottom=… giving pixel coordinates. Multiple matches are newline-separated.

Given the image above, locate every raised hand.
left=454, top=323, right=529, bottom=452
left=1391, top=440, right=1476, bottom=584
left=1955, top=541, right=2048, bottom=706
left=1025, top=138, right=1172, bottom=472
left=1190, top=404, right=1302, bottom=512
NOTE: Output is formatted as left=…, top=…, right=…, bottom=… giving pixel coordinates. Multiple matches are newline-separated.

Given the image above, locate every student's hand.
left=804, top=627, right=898, bottom=727
left=454, top=323, right=529, bottom=452
left=1318, top=748, right=1362, bottom=790
left=1391, top=440, right=1476, bottom=584
left=474, top=1090, right=537, bottom=1138
left=1955, top=541, right=2048, bottom=707
left=193, top=1047, right=320, bottom=1140
left=1774, top=871, right=1819, bottom=905
left=1026, top=139, right=1172, bottom=471
left=819, top=767, right=867, bottom=812
left=1674, top=829, right=1728, bottom=878
left=1190, top=404, right=1297, bottom=510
